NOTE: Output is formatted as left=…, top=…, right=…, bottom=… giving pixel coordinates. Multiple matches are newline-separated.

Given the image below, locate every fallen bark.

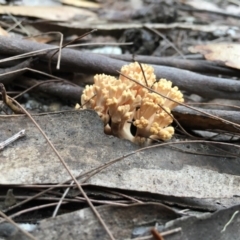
left=173, top=106, right=240, bottom=133
left=0, top=36, right=240, bottom=99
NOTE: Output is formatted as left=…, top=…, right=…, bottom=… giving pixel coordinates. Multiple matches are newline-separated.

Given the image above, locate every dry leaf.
left=189, top=43, right=240, bottom=69
left=60, top=0, right=100, bottom=8
left=0, top=6, right=97, bottom=21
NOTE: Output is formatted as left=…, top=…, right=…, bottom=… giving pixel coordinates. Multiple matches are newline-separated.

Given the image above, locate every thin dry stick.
left=145, top=26, right=185, bottom=59
left=24, top=31, right=63, bottom=70
left=18, top=184, right=73, bottom=188
left=0, top=67, right=78, bottom=87
left=52, top=181, right=74, bottom=217
left=137, top=61, right=149, bottom=87
left=0, top=42, right=131, bottom=64
left=6, top=20, right=23, bottom=33
left=3, top=199, right=129, bottom=229
left=151, top=228, right=164, bottom=240
left=48, top=32, right=63, bottom=70
left=0, top=129, right=25, bottom=150
left=5, top=95, right=115, bottom=240
left=188, top=102, right=240, bottom=110
left=8, top=199, right=126, bottom=222
left=102, top=189, right=143, bottom=203
left=0, top=195, right=77, bottom=202
left=3, top=185, right=67, bottom=214
left=48, top=29, right=97, bottom=74
left=14, top=79, right=63, bottom=99
left=77, top=93, right=96, bottom=109
left=0, top=47, right=57, bottom=63
left=3, top=194, right=128, bottom=223
left=25, top=30, right=130, bottom=69
left=74, top=197, right=128, bottom=206
left=9, top=202, right=67, bottom=220
left=221, top=210, right=239, bottom=232
left=161, top=228, right=182, bottom=237
left=157, top=104, right=197, bottom=140
left=0, top=211, right=37, bottom=240
left=168, top=144, right=237, bottom=159
left=6, top=11, right=30, bottom=36
left=69, top=42, right=133, bottom=47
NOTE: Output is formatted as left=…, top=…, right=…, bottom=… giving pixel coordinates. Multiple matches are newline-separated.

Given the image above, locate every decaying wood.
left=173, top=106, right=240, bottom=133
left=0, top=36, right=240, bottom=99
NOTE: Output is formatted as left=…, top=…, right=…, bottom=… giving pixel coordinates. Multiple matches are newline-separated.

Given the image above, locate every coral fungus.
left=80, top=62, right=184, bottom=144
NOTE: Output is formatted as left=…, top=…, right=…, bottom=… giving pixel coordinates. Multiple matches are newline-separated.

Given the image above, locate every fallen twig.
left=0, top=129, right=25, bottom=151
left=0, top=36, right=240, bottom=99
